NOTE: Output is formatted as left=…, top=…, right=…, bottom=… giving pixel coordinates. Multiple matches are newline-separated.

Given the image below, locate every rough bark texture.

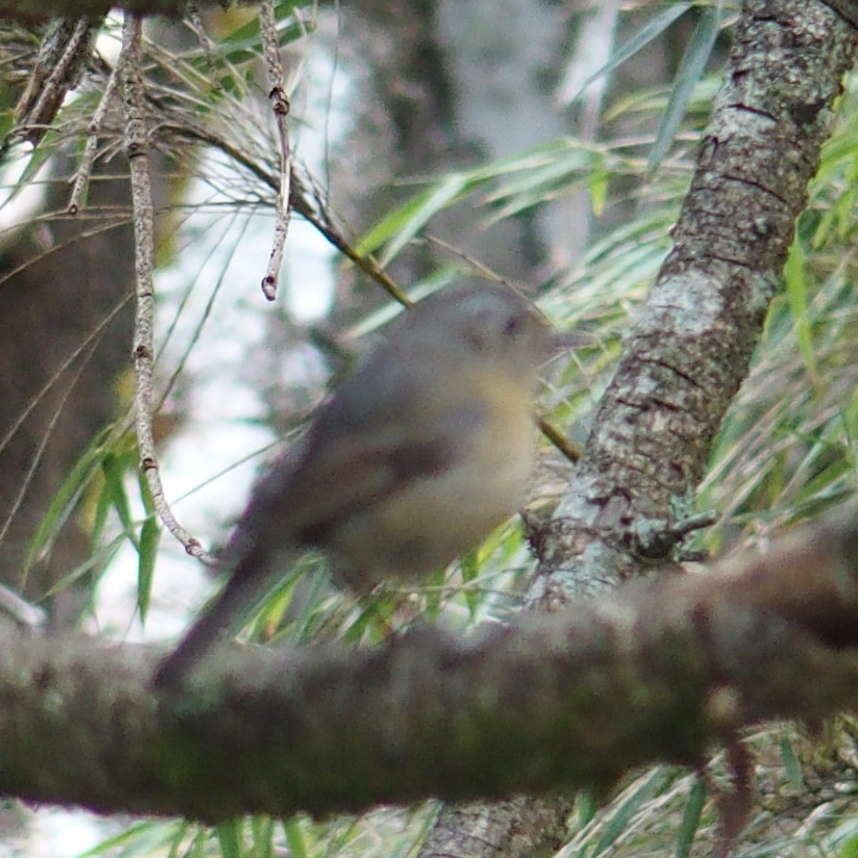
left=531, top=0, right=858, bottom=609
left=2, top=505, right=858, bottom=821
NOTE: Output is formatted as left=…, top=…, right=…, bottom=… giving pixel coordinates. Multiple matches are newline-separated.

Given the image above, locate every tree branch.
left=2, top=505, right=858, bottom=821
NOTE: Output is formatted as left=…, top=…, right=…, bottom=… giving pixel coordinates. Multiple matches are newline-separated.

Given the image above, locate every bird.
left=153, top=282, right=562, bottom=688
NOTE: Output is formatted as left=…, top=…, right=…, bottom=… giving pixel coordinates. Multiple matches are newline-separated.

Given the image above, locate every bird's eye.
left=503, top=315, right=523, bottom=337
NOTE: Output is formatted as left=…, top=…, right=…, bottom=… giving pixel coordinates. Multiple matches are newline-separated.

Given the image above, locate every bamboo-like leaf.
left=24, top=430, right=112, bottom=574
left=137, top=516, right=160, bottom=623
left=589, top=159, right=608, bottom=216
left=784, top=239, right=818, bottom=381
left=44, top=533, right=125, bottom=597
left=649, top=2, right=725, bottom=171
left=282, top=818, right=309, bottom=858
left=460, top=549, right=481, bottom=619
left=102, top=451, right=139, bottom=550
left=359, top=173, right=473, bottom=266
left=674, top=777, right=707, bottom=858
left=780, top=737, right=805, bottom=791
left=71, top=821, right=176, bottom=858
left=565, top=3, right=692, bottom=104
left=250, top=816, right=275, bottom=858
left=591, top=768, right=674, bottom=855
left=216, top=820, right=242, bottom=858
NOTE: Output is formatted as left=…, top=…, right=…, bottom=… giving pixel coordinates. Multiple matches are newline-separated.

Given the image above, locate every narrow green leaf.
left=45, top=533, right=125, bottom=597
left=355, top=188, right=442, bottom=258
left=460, top=549, right=480, bottom=619
left=343, top=590, right=395, bottom=644
left=137, top=517, right=160, bottom=623
left=282, top=818, right=309, bottom=858
left=566, top=3, right=691, bottom=103
left=784, top=239, right=817, bottom=380
left=24, top=430, right=110, bottom=574
left=592, top=767, right=673, bottom=854
left=649, top=2, right=724, bottom=171
left=797, top=457, right=850, bottom=504
left=166, top=820, right=190, bottom=858
left=250, top=816, right=274, bottom=858
left=483, top=148, right=592, bottom=203
left=382, top=174, right=473, bottom=266
left=216, top=820, right=243, bottom=858
left=576, top=790, right=598, bottom=829
left=102, top=452, right=140, bottom=550
left=422, top=565, right=448, bottom=621
left=90, top=472, right=113, bottom=549
left=589, top=162, right=608, bottom=216
left=674, top=777, right=707, bottom=858
left=780, top=737, right=805, bottom=791
left=219, top=0, right=313, bottom=46
left=72, top=821, right=165, bottom=858
left=843, top=389, right=858, bottom=437
left=189, top=828, right=207, bottom=858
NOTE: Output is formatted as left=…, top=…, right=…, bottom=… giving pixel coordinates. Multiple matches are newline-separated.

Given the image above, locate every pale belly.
left=330, top=399, right=536, bottom=591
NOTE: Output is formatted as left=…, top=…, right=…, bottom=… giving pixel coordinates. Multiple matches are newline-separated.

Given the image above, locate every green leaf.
left=592, top=767, right=673, bottom=854
left=216, top=820, right=243, bottom=858
left=784, top=239, right=818, bottom=380
left=72, top=820, right=183, bottom=858
left=137, top=516, right=160, bottom=623
left=780, top=736, right=805, bottom=791
left=576, top=790, right=598, bottom=829
left=165, top=820, right=191, bottom=858
left=674, top=777, right=707, bottom=858
left=45, top=533, right=125, bottom=597
left=250, top=816, right=275, bottom=858
left=24, top=429, right=111, bottom=575
left=589, top=160, right=608, bottom=216
left=565, top=3, right=692, bottom=103
left=460, top=549, right=480, bottom=619
left=649, top=2, right=724, bottom=171
left=102, top=452, right=140, bottom=551
left=422, top=565, right=448, bottom=621
left=358, top=174, right=473, bottom=265
left=282, top=818, right=309, bottom=858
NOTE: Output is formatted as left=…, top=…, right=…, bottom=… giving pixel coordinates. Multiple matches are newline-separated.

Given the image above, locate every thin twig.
left=120, top=13, right=215, bottom=566
left=159, top=121, right=413, bottom=307
left=259, top=0, right=292, bottom=300
left=183, top=0, right=219, bottom=72
left=14, top=16, right=95, bottom=145
left=68, top=59, right=123, bottom=214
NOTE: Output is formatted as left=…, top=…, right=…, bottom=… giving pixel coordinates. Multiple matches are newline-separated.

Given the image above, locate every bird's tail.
left=152, top=549, right=275, bottom=690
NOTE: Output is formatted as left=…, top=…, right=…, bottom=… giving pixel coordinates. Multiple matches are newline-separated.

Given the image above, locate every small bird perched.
left=154, top=283, right=561, bottom=688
